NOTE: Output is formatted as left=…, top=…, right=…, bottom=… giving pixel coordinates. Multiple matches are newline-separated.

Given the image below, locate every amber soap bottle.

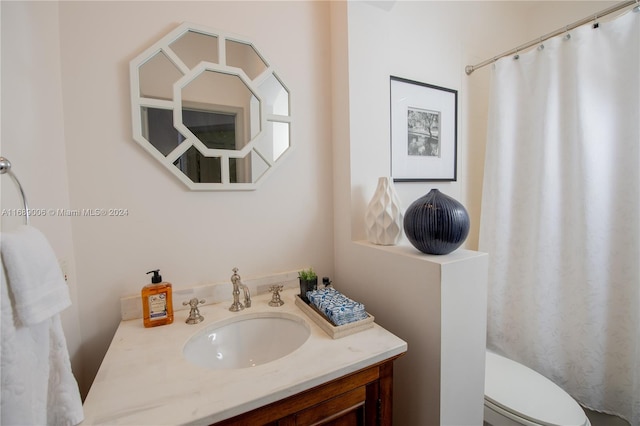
left=141, top=269, right=174, bottom=328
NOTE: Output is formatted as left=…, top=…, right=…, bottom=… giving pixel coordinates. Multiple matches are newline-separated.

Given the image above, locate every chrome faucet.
left=229, top=267, right=251, bottom=312
left=183, top=298, right=205, bottom=324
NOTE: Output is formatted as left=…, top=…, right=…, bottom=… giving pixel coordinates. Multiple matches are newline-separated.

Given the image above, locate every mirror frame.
left=130, top=22, right=291, bottom=191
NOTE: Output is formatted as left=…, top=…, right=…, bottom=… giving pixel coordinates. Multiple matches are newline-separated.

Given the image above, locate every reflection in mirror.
left=229, top=151, right=268, bottom=184
left=229, top=157, right=247, bottom=183
left=143, top=106, right=242, bottom=155
left=174, top=146, right=221, bottom=183
left=272, top=122, right=290, bottom=161
left=181, top=70, right=259, bottom=148
left=182, top=108, right=236, bottom=150
left=253, top=121, right=290, bottom=163
left=260, top=73, right=289, bottom=116
left=170, top=31, right=218, bottom=69
left=139, top=52, right=181, bottom=100
left=141, top=107, right=186, bottom=156
left=131, top=23, right=291, bottom=190
left=172, top=148, right=269, bottom=184
left=225, top=40, right=267, bottom=80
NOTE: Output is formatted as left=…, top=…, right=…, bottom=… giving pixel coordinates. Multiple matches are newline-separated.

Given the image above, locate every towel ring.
left=0, top=157, right=30, bottom=225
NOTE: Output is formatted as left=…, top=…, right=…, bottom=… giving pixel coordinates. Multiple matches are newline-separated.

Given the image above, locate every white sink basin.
left=183, top=312, right=311, bottom=370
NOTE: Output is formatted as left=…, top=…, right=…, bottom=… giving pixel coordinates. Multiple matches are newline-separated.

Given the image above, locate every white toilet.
left=484, top=350, right=591, bottom=426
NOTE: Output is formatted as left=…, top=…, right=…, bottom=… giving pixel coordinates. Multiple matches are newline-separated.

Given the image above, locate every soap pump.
left=322, top=277, right=333, bottom=288
left=141, top=269, right=174, bottom=328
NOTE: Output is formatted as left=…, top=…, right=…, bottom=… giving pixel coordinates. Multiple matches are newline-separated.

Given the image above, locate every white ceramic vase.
left=365, top=177, right=403, bottom=245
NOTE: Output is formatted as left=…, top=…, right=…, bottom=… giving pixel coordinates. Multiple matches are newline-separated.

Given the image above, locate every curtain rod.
left=465, top=0, right=638, bottom=75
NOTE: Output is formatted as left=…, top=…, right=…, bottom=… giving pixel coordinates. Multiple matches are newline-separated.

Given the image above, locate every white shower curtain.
left=479, top=9, right=639, bottom=424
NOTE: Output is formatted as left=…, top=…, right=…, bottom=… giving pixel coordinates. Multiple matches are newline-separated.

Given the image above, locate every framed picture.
left=390, top=76, right=458, bottom=181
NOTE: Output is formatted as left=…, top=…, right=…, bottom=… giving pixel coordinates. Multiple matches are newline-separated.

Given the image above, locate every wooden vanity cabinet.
left=213, top=355, right=402, bottom=426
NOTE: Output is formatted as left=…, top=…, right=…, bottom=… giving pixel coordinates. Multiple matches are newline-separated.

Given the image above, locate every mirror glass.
left=170, top=31, right=218, bottom=68
left=131, top=23, right=291, bottom=190
left=225, top=40, right=267, bottom=80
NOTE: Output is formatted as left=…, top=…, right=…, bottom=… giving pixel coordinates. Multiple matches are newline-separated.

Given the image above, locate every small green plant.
left=298, top=268, right=317, bottom=281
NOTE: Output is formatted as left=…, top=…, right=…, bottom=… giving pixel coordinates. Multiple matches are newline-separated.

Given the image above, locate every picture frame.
left=390, top=76, right=458, bottom=182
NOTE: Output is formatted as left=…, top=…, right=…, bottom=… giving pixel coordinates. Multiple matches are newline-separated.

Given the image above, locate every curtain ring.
left=513, top=50, right=520, bottom=60
left=538, top=37, right=545, bottom=51
left=564, top=26, right=571, bottom=40
left=593, top=14, right=599, bottom=29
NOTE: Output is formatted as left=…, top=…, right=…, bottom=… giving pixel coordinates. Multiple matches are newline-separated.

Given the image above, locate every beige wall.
left=0, top=0, right=83, bottom=371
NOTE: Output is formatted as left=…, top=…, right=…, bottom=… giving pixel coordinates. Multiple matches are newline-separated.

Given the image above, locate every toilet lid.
left=485, top=351, right=588, bottom=426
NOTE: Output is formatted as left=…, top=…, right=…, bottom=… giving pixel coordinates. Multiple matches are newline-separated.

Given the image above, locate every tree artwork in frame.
left=390, top=76, right=458, bottom=181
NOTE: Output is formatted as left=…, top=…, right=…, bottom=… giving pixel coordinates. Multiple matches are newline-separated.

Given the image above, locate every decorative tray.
left=294, top=295, right=374, bottom=339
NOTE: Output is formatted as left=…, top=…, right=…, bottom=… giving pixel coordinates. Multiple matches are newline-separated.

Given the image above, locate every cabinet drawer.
left=291, top=385, right=366, bottom=425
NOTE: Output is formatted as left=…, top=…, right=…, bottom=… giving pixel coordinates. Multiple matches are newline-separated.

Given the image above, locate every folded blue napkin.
left=306, top=288, right=368, bottom=326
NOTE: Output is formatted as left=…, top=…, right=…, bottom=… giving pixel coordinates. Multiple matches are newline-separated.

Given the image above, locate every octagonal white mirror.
left=130, top=23, right=291, bottom=190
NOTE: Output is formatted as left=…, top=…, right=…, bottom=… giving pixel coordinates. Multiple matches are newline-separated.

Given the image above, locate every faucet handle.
left=183, top=298, right=205, bottom=324
left=268, top=285, right=285, bottom=307
left=182, top=297, right=205, bottom=307
left=231, top=267, right=240, bottom=279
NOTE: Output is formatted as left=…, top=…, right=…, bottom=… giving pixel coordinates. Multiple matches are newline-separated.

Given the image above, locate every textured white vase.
left=365, top=177, right=403, bottom=245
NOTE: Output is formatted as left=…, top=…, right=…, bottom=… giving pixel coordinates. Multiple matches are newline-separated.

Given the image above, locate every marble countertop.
left=81, top=288, right=407, bottom=425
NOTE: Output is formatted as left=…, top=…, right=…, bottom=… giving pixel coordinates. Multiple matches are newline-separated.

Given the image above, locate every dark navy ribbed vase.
left=403, top=189, right=470, bottom=255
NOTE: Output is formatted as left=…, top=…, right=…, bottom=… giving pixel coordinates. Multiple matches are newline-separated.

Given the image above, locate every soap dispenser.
left=141, top=269, right=174, bottom=328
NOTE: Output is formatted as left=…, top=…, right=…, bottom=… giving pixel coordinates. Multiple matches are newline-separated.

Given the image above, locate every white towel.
left=1, top=225, right=84, bottom=426
left=1, top=225, right=71, bottom=325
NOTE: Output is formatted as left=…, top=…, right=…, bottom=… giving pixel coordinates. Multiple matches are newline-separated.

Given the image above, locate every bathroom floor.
left=584, top=408, right=630, bottom=426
